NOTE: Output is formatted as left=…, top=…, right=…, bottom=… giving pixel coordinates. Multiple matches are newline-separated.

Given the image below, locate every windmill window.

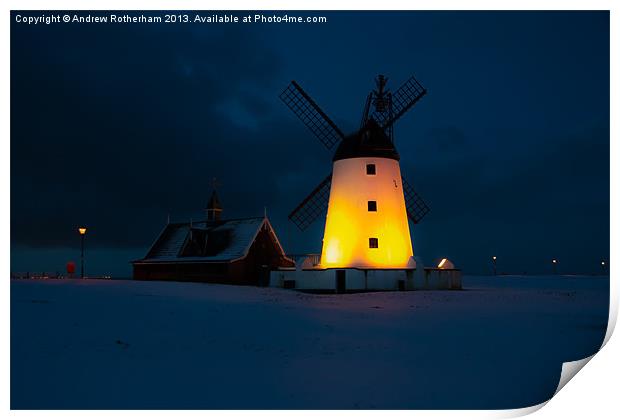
left=367, top=201, right=377, bottom=212
left=369, top=238, right=379, bottom=248
left=366, top=164, right=376, bottom=175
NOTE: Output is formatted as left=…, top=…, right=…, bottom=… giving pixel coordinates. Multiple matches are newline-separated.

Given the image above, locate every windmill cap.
left=332, top=119, right=399, bottom=162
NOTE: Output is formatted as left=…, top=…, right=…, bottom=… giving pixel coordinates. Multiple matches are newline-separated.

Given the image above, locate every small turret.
left=206, top=190, right=223, bottom=221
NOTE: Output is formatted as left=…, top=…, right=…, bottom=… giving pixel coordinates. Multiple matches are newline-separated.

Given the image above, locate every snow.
left=11, top=275, right=608, bottom=409
left=145, top=223, right=188, bottom=260
left=140, top=217, right=267, bottom=262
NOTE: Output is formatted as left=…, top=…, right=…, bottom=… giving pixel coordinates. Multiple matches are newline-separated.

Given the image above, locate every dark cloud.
left=11, top=16, right=307, bottom=250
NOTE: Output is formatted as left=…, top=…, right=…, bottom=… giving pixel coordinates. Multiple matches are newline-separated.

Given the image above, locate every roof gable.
left=137, top=217, right=274, bottom=263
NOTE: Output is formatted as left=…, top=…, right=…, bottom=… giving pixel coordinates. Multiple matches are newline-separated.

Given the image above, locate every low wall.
left=270, top=267, right=461, bottom=292
left=414, top=269, right=462, bottom=290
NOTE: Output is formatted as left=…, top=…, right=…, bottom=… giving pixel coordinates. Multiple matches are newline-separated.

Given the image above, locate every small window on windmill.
left=368, top=201, right=377, bottom=212
left=369, top=238, right=379, bottom=248
left=366, top=164, right=376, bottom=175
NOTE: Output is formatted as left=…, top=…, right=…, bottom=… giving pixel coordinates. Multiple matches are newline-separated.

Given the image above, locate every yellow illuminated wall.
left=320, top=157, right=413, bottom=268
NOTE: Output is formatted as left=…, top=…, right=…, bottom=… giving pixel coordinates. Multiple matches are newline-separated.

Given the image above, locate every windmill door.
left=336, top=270, right=346, bottom=293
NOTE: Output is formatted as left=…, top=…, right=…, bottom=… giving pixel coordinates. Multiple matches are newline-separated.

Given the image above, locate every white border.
left=3, top=1, right=617, bottom=419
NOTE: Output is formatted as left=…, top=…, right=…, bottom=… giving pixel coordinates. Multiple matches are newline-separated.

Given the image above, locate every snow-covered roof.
left=135, top=217, right=283, bottom=263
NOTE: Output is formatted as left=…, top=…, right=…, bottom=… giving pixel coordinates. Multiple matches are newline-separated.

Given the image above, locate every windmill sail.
left=288, top=173, right=332, bottom=230
left=374, top=75, right=427, bottom=129
left=402, top=177, right=430, bottom=224
left=279, top=81, right=345, bottom=149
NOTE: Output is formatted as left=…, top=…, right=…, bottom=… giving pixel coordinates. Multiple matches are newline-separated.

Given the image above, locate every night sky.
left=11, top=11, right=609, bottom=276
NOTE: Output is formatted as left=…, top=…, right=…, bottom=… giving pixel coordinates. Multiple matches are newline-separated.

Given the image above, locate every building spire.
left=206, top=178, right=223, bottom=222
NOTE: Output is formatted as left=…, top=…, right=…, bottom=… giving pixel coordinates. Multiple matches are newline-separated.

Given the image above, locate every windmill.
left=280, top=74, right=430, bottom=269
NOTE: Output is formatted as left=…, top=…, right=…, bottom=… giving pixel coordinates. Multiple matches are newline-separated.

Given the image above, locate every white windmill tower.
left=280, top=74, right=430, bottom=269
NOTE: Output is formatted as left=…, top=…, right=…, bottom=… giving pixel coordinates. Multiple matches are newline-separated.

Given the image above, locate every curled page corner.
left=501, top=355, right=598, bottom=419
left=602, top=290, right=618, bottom=348
left=497, top=326, right=611, bottom=418
left=544, top=287, right=616, bottom=406
left=554, top=355, right=595, bottom=396
left=497, top=401, right=548, bottom=418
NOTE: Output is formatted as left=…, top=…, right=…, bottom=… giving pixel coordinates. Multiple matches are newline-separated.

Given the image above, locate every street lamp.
left=492, top=256, right=497, bottom=276
left=552, top=259, right=558, bottom=275
left=79, top=227, right=87, bottom=278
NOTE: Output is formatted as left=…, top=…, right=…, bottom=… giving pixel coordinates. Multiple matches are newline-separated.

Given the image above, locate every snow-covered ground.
left=11, top=275, right=608, bottom=409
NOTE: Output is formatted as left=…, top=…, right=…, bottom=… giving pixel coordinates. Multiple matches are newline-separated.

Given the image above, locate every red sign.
left=66, top=261, right=76, bottom=274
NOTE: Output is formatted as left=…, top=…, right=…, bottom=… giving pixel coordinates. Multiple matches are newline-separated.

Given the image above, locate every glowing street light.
left=78, top=227, right=87, bottom=278
left=552, top=259, right=558, bottom=275
left=492, top=256, right=497, bottom=276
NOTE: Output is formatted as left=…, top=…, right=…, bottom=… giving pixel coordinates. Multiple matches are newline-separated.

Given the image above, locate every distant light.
left=492, top=256, right=497, bottom=261
left=78, top=227, right=87, bottom=235
left=438, top=258, right=447, bottom=268
left=601, top=261, right=606, bottom=266
left=552, top=259, right=557, bottom=264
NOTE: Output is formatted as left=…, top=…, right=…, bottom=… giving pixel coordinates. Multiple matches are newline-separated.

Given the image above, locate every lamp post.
left=601, top=260, right=607, bottom=274
left=79, top=227, right=87, bottom=278
left=492, top=256, right=497, bottom=276
left=552, top=259, right=558, bottom=275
